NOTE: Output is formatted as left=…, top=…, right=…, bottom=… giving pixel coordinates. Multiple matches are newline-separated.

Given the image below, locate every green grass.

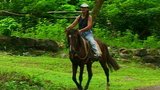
left=0, top=52, right=160, bottom=90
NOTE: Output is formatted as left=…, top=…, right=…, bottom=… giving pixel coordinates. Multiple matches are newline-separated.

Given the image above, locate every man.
left=66, top=3, right=101, bottom=58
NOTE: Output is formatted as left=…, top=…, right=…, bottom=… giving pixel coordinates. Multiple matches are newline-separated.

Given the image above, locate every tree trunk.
left=91, top=0, right=104, bottom=24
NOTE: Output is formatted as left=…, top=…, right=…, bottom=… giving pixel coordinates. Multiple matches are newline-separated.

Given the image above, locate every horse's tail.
left=104, top=44, right=120, bottom=71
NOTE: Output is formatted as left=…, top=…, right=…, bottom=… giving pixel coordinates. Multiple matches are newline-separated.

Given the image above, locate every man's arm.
left=67, top=15, right=80, bottom=30
left=79, top=15, right=92, bottom=33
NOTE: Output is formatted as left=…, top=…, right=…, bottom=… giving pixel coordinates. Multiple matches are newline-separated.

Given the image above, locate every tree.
left=97, top=0, right=160, bottom=39
left=68, top=0, right=79, bottom=5
left=92, top=0, right=104, bottom=24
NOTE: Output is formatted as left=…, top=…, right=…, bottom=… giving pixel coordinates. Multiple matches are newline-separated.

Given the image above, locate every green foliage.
left=0, top=0, right=34, bottom=13
left=0, top=0, right=73, bottom=14
left=143, top=36, right=160, bottom=48
left=58, top=4, right=76, bottom=11
left=98, top=0, right=160, bottom=39
left=13, top=19, right=68, bottom=45
left=0, top=0, right=159, bottom=49
left=95, top=28, right=160, bottom=48
left=33, top=19, right=67, bottom=41
left=31, top=0, right=57, bottom=13
left=0, top=17, right=21, bottom=36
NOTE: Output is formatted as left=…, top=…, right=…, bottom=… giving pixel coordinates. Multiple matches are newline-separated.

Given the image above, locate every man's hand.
left=79, top=29, right=85, bottom=33
left=78, top=29, right=84, bottom=35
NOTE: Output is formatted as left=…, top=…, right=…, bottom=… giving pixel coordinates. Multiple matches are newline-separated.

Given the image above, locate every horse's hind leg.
left=84, top=63, right=93, bottom=90
left=72, top=64, right=82, bottom=90
left=99, top=60, right=110, bottom=86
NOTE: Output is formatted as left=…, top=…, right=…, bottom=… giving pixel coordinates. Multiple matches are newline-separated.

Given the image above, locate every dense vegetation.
left=0, top=0, right=160, bottom=48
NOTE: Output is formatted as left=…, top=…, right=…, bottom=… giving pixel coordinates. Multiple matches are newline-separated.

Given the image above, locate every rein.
left=77, top=37, right=89, bottom=60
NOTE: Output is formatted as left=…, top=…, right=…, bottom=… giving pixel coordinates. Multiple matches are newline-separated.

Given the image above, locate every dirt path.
left=135, top=86, right=160, bottom=90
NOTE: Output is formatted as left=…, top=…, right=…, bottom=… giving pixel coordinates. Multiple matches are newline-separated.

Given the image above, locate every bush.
left=98, top=0, right=160, bottom=39
left=94, top=28, right=143, bottom=48
left=95, top=27, right=160, bottom=49
left=143, top=36, right=160, bottom=48
left=0, top=17, right=21, bottom=36
left=12, top=19, right=68, bottom=47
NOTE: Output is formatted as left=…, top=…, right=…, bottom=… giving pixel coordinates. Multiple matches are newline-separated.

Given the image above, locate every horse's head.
left=66, top=29, right=81, bottom=50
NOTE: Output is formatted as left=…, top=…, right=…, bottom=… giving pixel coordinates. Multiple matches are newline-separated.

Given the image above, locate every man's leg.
left=85, top=33, right=101, bottom=57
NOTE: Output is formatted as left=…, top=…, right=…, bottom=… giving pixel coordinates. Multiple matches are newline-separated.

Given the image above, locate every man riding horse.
left=66, top=3, right=101, bottom=59
left=66, top=3, right=120, bottom=90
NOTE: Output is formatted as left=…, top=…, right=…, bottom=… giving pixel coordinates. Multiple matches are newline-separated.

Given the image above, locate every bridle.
left=67, top=29, right=89, bottom=60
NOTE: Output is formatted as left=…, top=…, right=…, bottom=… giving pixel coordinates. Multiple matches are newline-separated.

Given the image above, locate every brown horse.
left=66, top=29, right=120, bottom=90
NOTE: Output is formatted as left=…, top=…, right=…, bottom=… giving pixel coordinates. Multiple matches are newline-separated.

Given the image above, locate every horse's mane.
left=66, top=29, right=82, bottom=46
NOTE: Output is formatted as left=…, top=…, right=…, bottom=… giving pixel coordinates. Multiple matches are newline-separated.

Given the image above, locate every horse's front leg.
left=84, top=62, right=93, bottom=90
left=72, top=63, right=81, bottom=89
left=79, top=64, right=84, bottom=90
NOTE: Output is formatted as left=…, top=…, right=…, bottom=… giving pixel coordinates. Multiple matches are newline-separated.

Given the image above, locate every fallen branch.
left=0, top=10, right=25, bottom=16
left=47, top=11, right=91, bottom=14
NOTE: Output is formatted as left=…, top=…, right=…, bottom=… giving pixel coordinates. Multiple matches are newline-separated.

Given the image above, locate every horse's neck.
left=75, top=37, right=89, bottom=59
left=74, top=36, right=86, bottom=51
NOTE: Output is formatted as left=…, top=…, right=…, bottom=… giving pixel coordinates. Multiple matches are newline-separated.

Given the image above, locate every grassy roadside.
left=0, top=52, right=160, bottom=90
